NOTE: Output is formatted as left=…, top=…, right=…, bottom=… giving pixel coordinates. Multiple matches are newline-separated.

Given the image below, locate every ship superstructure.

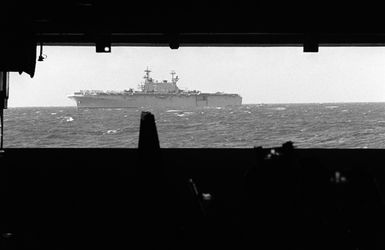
left=68, top=68, right=242, bottom=108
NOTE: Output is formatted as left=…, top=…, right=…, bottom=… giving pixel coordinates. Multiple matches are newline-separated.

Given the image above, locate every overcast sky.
left=8, top=46, right=385, bottom=107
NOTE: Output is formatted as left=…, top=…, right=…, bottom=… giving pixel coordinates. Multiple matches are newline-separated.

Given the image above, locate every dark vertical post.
left=137, top=111, right=163, bottom=197
left=138, top=111, right=160, bottom=150
left=0, top=71, right=9, bottom=150
left=0, top=108, right=3, bottom=150
left=136, top=111, right=175, bottom=248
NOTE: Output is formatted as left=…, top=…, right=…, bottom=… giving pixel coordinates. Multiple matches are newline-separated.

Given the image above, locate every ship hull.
left=69, top=94, right=242, bottom=108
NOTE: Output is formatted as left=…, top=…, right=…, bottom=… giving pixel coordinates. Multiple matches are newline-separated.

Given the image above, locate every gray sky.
left=8, top=46, right=385, bottom=107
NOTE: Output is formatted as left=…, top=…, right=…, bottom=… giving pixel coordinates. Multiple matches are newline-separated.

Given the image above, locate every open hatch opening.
left=4, top=46, right=385, bottom=148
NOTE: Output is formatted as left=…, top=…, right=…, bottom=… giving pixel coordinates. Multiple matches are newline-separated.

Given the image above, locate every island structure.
left=68, top=67, right=242, bottom=108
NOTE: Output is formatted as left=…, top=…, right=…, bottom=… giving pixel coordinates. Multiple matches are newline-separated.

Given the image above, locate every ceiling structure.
left=2, top=1, right=385, bottom=46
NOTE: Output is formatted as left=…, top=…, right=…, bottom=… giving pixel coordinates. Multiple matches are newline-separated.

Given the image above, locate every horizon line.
left=7, top=101, right=385, bottom=108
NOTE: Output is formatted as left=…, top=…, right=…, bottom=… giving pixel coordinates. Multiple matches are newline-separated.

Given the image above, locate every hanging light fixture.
left=95, top=34, right=111, bottom=53
left=303, top=33, right=319, bottom=53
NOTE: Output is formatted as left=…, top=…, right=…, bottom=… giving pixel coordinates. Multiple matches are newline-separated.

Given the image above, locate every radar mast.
left=144, top=67, right=151, bottom=80
left=170, top=70, right=179, bottom=84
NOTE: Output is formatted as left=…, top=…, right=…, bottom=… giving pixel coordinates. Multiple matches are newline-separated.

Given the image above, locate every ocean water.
left=3, top=103, right=385, bottom=148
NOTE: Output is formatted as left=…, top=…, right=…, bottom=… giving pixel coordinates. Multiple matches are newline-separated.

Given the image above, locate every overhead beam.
left=30, top=33, right=385, bottom=47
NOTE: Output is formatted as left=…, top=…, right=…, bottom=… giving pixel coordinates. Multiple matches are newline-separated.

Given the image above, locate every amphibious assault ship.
left=68, top=68, right=242, bottom=108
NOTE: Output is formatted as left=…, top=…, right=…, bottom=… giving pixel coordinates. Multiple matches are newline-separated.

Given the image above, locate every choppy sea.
left=3, top=103, right=385, bottom=148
